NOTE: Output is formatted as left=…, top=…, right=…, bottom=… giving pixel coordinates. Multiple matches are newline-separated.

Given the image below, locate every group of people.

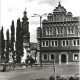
left=25, top=56, right=36, bottom=67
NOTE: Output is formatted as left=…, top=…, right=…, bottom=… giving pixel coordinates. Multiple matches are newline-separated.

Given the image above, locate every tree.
left=16, top=18, right=23, bottom=63
left=6, top=29, right=10, bottom=62
left=1, top=27, right=5, bottom=62
left=11, top=20, right=15, bottom=62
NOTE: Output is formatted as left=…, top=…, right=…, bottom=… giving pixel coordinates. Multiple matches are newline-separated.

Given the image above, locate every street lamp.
left=31, top=13, right=47, bottom=67
left=53, top=60, right=56, bottom=80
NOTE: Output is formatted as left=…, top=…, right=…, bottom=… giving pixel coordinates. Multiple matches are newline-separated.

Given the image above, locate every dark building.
left=22, top=9, right=30, bottom=46
left=37, top=2, right=80, bottom=64
left=21, top=9, right=30, bottom=63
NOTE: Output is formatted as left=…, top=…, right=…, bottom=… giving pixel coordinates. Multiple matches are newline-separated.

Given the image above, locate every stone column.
left=37, top=52, right=40, bottom=64
left=66, top=54, right=68, bottom=64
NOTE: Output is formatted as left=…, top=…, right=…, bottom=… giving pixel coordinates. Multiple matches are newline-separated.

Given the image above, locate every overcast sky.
left=1, top=0, right=80, bottom=42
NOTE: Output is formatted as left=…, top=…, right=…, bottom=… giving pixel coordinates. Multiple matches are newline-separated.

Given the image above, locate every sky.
left=1, top=0, right=80, bottom=42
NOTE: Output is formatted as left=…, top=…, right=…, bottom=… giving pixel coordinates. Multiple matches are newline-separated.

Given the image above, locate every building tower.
left=21, top=9, right=30, bottom=63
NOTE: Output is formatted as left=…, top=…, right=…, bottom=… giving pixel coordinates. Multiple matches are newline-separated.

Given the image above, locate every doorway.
left=61, top=54, right=66, bottom=63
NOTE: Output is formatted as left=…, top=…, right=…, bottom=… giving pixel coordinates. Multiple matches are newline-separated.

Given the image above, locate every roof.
left=67, top=12, right=72, bottom=16
left=53, top=1, right=66, bottom=13
left=48, top=13, right=53, bottom=16
left=37, top=27, right=42, bottom=30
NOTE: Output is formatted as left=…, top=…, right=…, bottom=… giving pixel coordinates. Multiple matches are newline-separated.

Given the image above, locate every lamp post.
left=53, top=60, right=56, bottom=80
left=32, top=13, right=47, bottom=67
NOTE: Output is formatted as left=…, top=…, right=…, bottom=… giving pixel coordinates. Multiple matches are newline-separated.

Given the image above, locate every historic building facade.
left=37, top=2, right=80, bottom=64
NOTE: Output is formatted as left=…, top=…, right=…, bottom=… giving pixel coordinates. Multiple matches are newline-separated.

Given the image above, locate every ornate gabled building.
left=37, top=2, right=80, bottom=64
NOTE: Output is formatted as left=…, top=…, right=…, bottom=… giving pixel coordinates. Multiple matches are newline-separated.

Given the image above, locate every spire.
left=22, top=8, right=28, bottom=21
left=58, top=1, right=61, bottom=6
left=24, top=8, right=27, bottom=15
left=25, top=7, right=26, bottom=11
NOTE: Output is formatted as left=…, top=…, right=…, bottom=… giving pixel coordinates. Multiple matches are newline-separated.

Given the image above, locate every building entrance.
left=61, top=54, right=66, bottom=63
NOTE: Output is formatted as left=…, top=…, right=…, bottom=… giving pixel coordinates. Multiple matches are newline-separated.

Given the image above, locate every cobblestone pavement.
left=0, top=64, right=79, bottom=80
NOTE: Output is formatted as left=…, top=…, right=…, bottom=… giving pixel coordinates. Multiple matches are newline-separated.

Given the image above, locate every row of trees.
left=1, top=18, right=24, bottom=63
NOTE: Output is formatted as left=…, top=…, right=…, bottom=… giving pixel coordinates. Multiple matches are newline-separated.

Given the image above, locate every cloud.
left=37, top=0, right=65, bottom=6
left=1, top=0, right=80, bottom=42
left=25, top=0, right=36, bottom=3
left=7, top=8, right=18, bottom=12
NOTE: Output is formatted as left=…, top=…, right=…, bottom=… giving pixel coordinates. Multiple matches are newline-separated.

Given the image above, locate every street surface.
left=0, top=64, right=79, bottom=80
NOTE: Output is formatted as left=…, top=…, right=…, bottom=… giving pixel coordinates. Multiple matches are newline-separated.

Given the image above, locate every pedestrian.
left=30, top=57, right=35, bottom=67
left=3, top=63, right=6, bottom=72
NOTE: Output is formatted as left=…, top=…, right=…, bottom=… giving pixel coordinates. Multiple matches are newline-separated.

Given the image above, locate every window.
left=68, top=28, right=70, bottom=33
left=62, top=40, right=69, bottom=46
left=73, top=53, right=79, bottom=61
left=71, top=28, right=74, bottom=33
left=46, top=41, right=48, bottom=46
left=57, top=27, right=63, bottom=34
left=50, top=40, right=58, bottom=47
left=55, top=41, right=58, bottom=46
left=43, top=54, right=48, bottom=60
left=46, top=28, right=49, bottom=35
left=66, top=41, right=68, bottom=45
left=73, top=40, right=76, bottom=45
left=42, top=40, right=49, bottom=47
left=63, top=41, right=65, bottom=46
left=49, top=54, right=55, bottom=60
left=67, top=27, right=74, bottom=34
left=46, top=28, right=53, bottom=36
left=51, top=54, right=54, bottom=60
left=52, top=41, right=54, bottom=46
left=77, top=40, right=79, bottom=45
left=50, top=29, right=52, bottom=35
left=43, top=41, right=45, bottom=46
left=73, top=40, right=80, bottom=46
left=44, top=55, right=47, bottom=59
